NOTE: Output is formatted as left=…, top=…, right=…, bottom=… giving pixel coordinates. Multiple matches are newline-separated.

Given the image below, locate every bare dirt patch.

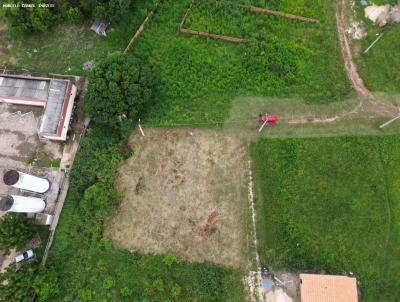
left=104, top=128, right=248, bottom=268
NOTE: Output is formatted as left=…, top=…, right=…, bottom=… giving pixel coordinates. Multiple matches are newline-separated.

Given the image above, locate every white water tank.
left=3, top=170, right=50, bottom=194
left=0, top=195, right=45, bottom=213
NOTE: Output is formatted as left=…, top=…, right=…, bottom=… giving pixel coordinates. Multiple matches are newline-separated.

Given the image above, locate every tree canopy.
left=83, top=54, right=157, bottom=130
left=0, top=213, right=35, bottom=255
left=3, top=0, right=137, bottom=35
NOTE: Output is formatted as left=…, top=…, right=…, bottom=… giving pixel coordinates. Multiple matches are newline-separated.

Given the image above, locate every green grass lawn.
left=352, top=1, right=400, bottom=93
left=251, top=135, right=400, bottom=302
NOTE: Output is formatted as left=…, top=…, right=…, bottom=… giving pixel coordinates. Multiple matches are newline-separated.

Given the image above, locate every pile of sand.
left=365, top=3, right=400, bottom=25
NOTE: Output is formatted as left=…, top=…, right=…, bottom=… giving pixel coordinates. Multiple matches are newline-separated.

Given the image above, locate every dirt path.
left=286, top=0, right=398, bottom=125
left=336, top=0, right=370, bottom=99
left=335, top=0, right=398, bottom=117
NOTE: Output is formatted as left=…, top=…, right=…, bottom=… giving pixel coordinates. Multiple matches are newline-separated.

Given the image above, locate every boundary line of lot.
left=178, top=0, right=320, bottom=44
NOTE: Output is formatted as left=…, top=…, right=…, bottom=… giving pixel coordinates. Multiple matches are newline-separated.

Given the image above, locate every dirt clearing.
left=104, top=128, right=249, bottom=268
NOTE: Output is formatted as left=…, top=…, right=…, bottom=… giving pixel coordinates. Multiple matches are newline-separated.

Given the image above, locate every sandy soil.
left=104, top=128, right=248, bottom=268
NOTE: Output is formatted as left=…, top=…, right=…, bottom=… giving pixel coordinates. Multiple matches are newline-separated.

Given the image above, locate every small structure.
left=0, top=195, right=45, bottom=213
left=365, top=5, right=391, bottom=25
left=3, top=170, right=50, bottom=194
left=91, top=20, right=109, bottom=36
left=0, top=74, right=77, bottom=141
left=300, top=274, right=358, bottom=302
left=365, top=3, right=400, bottom=25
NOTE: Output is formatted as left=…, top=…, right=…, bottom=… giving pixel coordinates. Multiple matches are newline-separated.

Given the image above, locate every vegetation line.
left=239, top=4, right=320, bottom=23
left=246, top=160, right=264, bottom=301
left=123, top=0, right=160, bottom=55
left=376, top=141, right=393, bottom=268
left=179, top=0, right=196, bottom=29
left=179, top=28, right=250, bottom=43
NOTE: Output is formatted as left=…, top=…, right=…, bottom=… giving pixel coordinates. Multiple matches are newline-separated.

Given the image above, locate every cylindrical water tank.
left=3, top=170, right=50, bottom=194
left=0, top=195, right=45, bottom=213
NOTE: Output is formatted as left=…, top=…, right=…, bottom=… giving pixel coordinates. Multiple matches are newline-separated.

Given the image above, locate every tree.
left=0, top=263, right=37, bottom=302
left=3, top=0, right=136, bottom=35
left=0, top=213, right=35, bottom=255
left=83, top=54, right=157, bottom=130
left=4, top=0, right=55, bottom=35
left=33, top=267, right=60, bottom=302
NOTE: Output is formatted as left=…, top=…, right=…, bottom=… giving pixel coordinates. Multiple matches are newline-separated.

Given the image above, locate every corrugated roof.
left=0, top=76, right=49, bottom=101
left=40, top=80, right=68, bottom=134
left=300, top=274, right=358, bottom=302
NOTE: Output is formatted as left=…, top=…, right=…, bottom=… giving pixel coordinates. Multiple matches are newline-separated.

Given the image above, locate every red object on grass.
left=259, top=113, right=278, bottom=124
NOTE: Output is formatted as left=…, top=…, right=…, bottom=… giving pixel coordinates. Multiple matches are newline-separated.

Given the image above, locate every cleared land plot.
left=251, top=135, right=400, bottom=302
left=105, top=128, right=248, bottom=268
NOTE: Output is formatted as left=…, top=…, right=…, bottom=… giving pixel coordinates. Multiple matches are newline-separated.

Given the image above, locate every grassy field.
left=251, top=135, right=400, bottom=302
left=1, top=0, right=351, bottom=126
left=132, top=0, right=351, bottom=125
left=351, top=1, right=400, bottom=93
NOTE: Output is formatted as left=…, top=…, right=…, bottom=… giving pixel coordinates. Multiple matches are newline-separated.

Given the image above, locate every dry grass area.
left=104, top=128, right=249, bottom=268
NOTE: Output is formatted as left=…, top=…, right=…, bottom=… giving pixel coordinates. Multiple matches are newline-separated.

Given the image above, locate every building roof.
left=0, top=74, right=76, bottom=141
left=41, top=79, right=69, bottom=135
left=91, top=20, right=109, bottom=36
left=300, top=274, right=358, bottom=302
left=0, top=76, right=49, bottom=102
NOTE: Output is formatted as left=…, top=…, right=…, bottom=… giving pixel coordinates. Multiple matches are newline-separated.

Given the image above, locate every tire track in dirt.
left=335, top=0, right=398, bottom=117
left=284, top=0, right=398, bottom=125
